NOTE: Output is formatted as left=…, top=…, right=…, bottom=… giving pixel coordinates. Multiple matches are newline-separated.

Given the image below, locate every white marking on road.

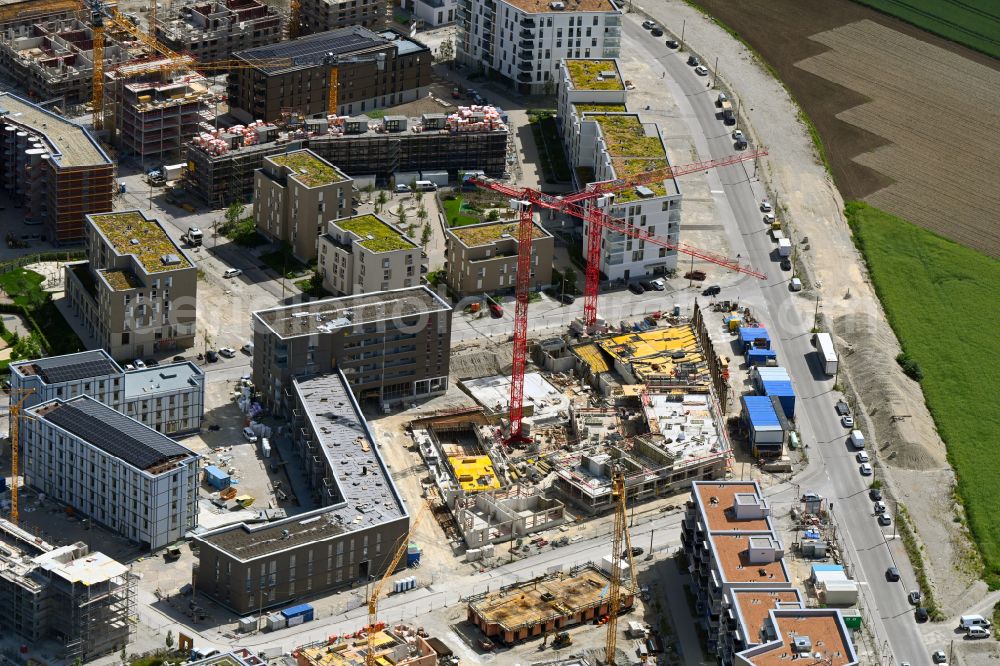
left=710, top=189, right=725, bottom=194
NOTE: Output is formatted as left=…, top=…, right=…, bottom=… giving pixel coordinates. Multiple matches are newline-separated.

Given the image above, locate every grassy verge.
left=896, top=504, right=943, bottom=620
left=847, top=201, right=1000, bottom=587
left=260, top=245, right=309, bottom=280
left=219, top=217, right=267, bottom=247
left=294, top=272, right=331, bottom=298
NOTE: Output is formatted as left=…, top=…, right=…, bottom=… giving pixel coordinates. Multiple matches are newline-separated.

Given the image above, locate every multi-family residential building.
left=154, top=0, right=284, bottom=62
left=557, top=58, right=682, bottom=281
left=192, top=369, right=409, bottom=614
left=408, top=0, right=456, bottom=27
left=0, top=520, right=135, bottom=662
left=444, top=219, right=553, bottom=296
left=229, top=26, right=432, bottom=121
left=318, top=213, right=422, bottom=295
left=251, top=286, right=451, bottom=413
left=10, top=350, right=205, bottom=436
left=254, top=149, right=354, bottom=263
left=0, top=92, right=114, bottom=245
left=298, top=0, right=385, bottom=35
left=681, top=481, right=858, bottom=666
left=456, top=0, right=621, bottom=94
left=64, top=210, right=198, bottom=362
left=22, top=395, right=200, bottom=550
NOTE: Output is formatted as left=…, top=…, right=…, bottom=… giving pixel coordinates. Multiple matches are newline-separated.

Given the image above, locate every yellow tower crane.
left=8, top=389, right=35, bottom=525
left=365, top=501, right=429, bottom=666
left=605, top=467, right=638, bottom=665
left=91, top=9, right=104, bottom=129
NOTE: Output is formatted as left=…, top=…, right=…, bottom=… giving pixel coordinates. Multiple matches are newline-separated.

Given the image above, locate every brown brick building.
left=228, top=26, right=432, bottom=121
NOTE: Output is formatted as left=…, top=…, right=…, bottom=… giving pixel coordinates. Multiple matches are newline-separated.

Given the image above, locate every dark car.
left=886, top=566, right=900, bottom=582
left=908, top=590, right=922, bottom=606
left=702, top=285, right=721, bottom=296
left=780, top=257, right=792, bottom=271
left=869, top=487, right=882, bottom=501
left=835, top=399, right=850, bottom=416
left=915, top=607, right=929, bottom=623
left=687, top=55, right=700, bottom=66
left=172, top=355, right=186, bottom=362
left=206, top=350, right=219, bottom=363
left=145, top=358, right=159, bottom=367
left=666, top=39, right=679, bottom=48
left=560, top=293, right=576, bottom=305
left=628, top=282, right=646, bottom=295
left=651, top=27, right=663, bottom=36
left=622, top=546, right=644, bottom=558
left=639, top=280, right=655, bottom=291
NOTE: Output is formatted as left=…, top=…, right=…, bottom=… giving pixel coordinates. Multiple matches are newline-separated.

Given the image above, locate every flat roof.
left=11, top=349, right=120, bottom=384
left=694, top=482, right=771, bottom=532
left=565, top=59, right=623, bottom=91
left=711, top=533, right=788, bottom=585
left=196, top=371, right=406, bottom=560
left=268, top=149, right=346, bottom=188
left=30, top=395, right=197, bottom=473
left=503, top=0, right=618, bottom=13
left=0, top=92, right=112, bottom=169
left=449, top=220, right=549, bottom=247
left=588, top=113, right=676, bottom=202
left=236, top=25, right=391, bottom=73
left=730, top=589, right=802, bottom=647
left=88, top=210, right=192, bottom=274
left=122, top=362, right=203, bottom=398
left=34, top=546, right=128, bottom=585
left=253, top=285, right=450, bottom=340
left=744, top=611, right=857, bottom=666
left=573, top=102, right=627, bottom=117
left=597, top=325, right=705, bottom=383
left=332, top=214, right=416, bottom=252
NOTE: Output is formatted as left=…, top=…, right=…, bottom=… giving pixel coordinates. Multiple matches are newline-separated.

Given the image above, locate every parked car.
left=172, top=355, right=186, bottom=362
left=241, top=342, right=253, bottom=354
left=622, top=546, right=644, bottom=557
left=780, top=257, right=792, bottom=271
left=651, top=27, right=663, bottom=36
left=836, top=400, right=850, bottom=416
left=869, top=487, right=883, bottom=501
left=732, top=129, right=746, bottom=144
left=218, top=347, right=236, bottom=358
left=878, top=512, right=893, bottom=526
left=559, top=293, right=576, bottom=304
left=628, top=282, right=646, bottom=295
left=886, top=566, right=900, bottom=582
left=242, top=426, right=258, bottom=443
left=932, top=652, right=948, bottom=664
left=967, top=626, right=991, bottom=639
left=790, top=277, right=803, bottom=291
left=666, top=39, right=679, bottom=48
left=760, top=200, right=772, bottom=213
left=915, top=607, right=929, bottom=623
left=694, top=66, right=709, bottom=76
left=223, top=268, right=242, bottom=278
left=702, top=284, right=722, bottom=296
left=650, top=278, right=666, bottom=291
left=856, top=451, right=870, bottom=464
left=205, top=350, right=219, bottom=363
left=859, top=462, right=873, bottom=476
left=395, top=184, right=412, bottom=193
left=687, top=55, right=700, bottom=66
left=873, top=501, right=886, bottom=515
left=642, top=19, right=655, bottom=29
left=639, top=279, right=654, bottom=291
left=842, top=415, right=855, bottom=428
left=908, top=590, right=921, bottom=606
left=133, top=359, right=146, bottom=369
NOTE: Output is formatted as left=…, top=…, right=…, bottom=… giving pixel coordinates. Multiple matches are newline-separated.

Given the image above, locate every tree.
left=375, top=190, right=389, bottom=213
left=224, top=200, right=245, bottom=229
left=165, top=630, right=174, bottom=650
left=396, top=203, right=407, bottom=227
left=417, top=204, right=428, bottom=223
left=486, top=209, right=500, bottom=221
left=11, top=332, right=42, bottom=360
left=562, top=267, right=577, bottom=294
left=363, top=182, right=375, bottom=201
left=438, top=37, right=454, bottom=65
left=421, top=223, right=432, bottom=247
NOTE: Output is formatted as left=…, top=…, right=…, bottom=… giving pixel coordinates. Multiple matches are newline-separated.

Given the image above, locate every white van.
left=959, top=614, right=991, bottom=630
left=849, top=430, right=865, bottom=449
left=414, top=180, right=437, bottom=192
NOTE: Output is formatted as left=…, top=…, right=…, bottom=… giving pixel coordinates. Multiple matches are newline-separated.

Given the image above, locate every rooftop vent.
left=550, top=1, right=565, bottom=8
left=161, top=254, right=181, bottom=265
left=130, top=238, right=140, bottom=245
left=792, top=636, right=812, bottom=654
left=600, top=69, right=615, bottom=79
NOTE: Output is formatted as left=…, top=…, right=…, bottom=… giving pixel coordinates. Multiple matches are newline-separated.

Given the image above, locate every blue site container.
left=746, top=348, right=777, bottom=366
left=738, top=327, right=771, bottom=351
left=762, top=380, right=795, bottom=419
left=281, top=603, right=314, bottom=625
left=203, top=465, right=230, bottom=490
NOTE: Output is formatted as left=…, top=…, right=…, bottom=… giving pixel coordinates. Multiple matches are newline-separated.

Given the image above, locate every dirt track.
left=693, top=0, right=1000, bottom=258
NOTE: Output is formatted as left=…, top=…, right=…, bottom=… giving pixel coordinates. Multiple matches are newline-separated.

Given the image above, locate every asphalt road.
left=626, top=19, right=928, bottom=666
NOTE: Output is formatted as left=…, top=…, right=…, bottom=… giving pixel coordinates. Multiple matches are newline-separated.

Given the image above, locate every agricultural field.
left=851, top=0, right=1000, bottom=59
left=847, top=201, right=1000, bottom=586
left=691, top=0, right=1000, bottom=258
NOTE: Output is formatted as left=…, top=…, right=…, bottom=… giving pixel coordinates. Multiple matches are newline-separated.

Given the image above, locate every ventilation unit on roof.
left=161, top=254, right=181, bottom=265
left=550, top=1, right=565, bottom=8
left=130, top=238, right=140, bottom=245
left=792, top=636, right=812, bottom=654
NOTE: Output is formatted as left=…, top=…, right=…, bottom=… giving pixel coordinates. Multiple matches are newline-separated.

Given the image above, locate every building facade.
left=254, top=149, right=354, bottom=263
left=10, top=349, right=205, bottom=436
left=457, top=0, right=621, bottom=94
left=251, top=286, right=451, bottom=414
left=409, top=0, right=456, bottom=27
left=64, top=210, right=198, bottom=362
left=298, top=0, right=386, bottom=34
left=318, top=213, right=422, bottom=295
left=155, top=0, right=284, bottom=62
left=23, top=395, right=200, bottom=550
left=229, top=26, right=432, bottom=122
left=444, top=219, right=553, bottom=296
left=0, top=92, right=114, bottom=245
left=557, top=59, right=682, bottom=281
left=193, top=370, right=409, bottom=614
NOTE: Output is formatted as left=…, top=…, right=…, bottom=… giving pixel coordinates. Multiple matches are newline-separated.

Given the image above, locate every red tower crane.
left=471, top=150, right=767, bottom=441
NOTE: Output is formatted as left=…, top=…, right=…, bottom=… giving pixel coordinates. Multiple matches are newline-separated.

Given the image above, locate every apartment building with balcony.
left=298, top=0, right=386, bottom=35
left=10, top=349, right=205, bottom=436
left=317, top=213, right=422, bottom=295
left=64, top=210, right=198, bottom=362
left=444, top=219, right=553, bottom=296
left=408, top=0, right=456, bottom=26
left=557, top=59, right=682, bottom=282
left=22, top=395, right=200, bottom=550
left=456, top=0, right=621, bottom=94
left=251, top=286, right=451, bottom=413
left=253, top=149, right=353, bottom=263
left=681, top=481, right=858, bottom=666
left=154, top=0, right=284, bottom=62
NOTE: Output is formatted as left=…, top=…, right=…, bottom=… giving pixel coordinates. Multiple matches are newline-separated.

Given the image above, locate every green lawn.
left=851, top=0, right=1000, bottom=59
left=847, top=201, right=1000, bottom=586
left=260, top=246, right=309, bottom=279
left=528, top=110, right=573, bottom=183
left=0, top=268, right=46, bottom=308
left=442, top=197, right=480, bottom=227
left=0, top=267, right=83, bottom=358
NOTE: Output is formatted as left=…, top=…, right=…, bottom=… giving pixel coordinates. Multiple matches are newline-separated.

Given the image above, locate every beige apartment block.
left=64, top=210, right=198, bottom=362
left=318, top=213, right=422, bottom=295
left=253, top=149, right=353, bottom=263
left=444, top=219, right=553, bottom=296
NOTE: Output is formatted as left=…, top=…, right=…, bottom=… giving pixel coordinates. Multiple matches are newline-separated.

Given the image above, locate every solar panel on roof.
left=45, top=398, right=191, bottom=470
left=36, top=358, right=119, bottom=384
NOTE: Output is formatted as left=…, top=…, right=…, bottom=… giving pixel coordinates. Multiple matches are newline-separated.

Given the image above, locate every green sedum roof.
left=566, top=59, right=624, bottom=91
left=451, top=221, right=546, bottom=247
left=591, top=114, right=669, bottom=202
left=270, top=150, right=345, bottom=188
left=90, top=212, right=190, bottom=274
left=336, top=215, right=414, bottom=252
